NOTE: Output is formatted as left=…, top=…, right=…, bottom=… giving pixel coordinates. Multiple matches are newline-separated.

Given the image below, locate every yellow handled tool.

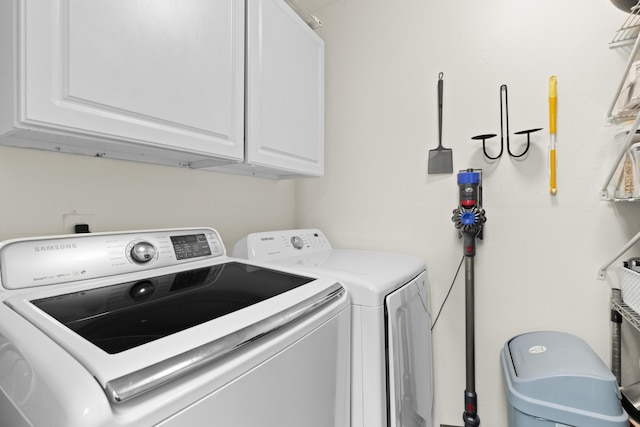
left=549, top=76, right=557, bottom=195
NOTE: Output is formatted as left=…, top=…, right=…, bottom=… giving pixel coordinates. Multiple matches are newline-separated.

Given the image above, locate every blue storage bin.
left=500, top=331, right=628, bottom=427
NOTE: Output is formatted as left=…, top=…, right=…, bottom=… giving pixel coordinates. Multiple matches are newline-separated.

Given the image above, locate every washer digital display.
left=170, top=234, right=212, bottom=260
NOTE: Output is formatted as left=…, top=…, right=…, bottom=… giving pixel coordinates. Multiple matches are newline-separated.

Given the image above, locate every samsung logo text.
left=35, top=244, right=78, bottom=252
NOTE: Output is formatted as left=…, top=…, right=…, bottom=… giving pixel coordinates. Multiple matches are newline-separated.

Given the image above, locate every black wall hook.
left=512, top=128, right=542, bottom=158
left=472, top=84, right=542, bottom=160
left=500, top=85, right=510, bottom=155
left=471, top=134, right=500, bottom=160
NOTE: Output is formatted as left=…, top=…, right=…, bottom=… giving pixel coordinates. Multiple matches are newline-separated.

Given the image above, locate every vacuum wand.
left=451, top=169, right=486, bottom=427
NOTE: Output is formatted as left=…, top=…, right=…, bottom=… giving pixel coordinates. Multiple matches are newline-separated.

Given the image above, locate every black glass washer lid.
left=32, top=262, right=314, bottom=354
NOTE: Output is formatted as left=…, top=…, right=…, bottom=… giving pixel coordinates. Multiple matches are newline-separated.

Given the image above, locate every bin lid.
left=509, top=331, right=613, bottom=383
left=501, top=331, right=627, bottom=426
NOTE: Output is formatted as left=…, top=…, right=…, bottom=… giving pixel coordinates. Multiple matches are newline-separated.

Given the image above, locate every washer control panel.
left=233, top=229, right=332, bottom=261
left=0, top=228, right=224, bottom=290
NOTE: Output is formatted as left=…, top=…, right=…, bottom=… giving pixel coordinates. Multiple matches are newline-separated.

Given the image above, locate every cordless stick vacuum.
left=451, top=169, right=486, bottom=427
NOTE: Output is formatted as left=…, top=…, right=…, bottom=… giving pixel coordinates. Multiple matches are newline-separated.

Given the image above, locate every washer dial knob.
left=291, top=236, right=304, bottom=250
left=130, top=241, right=157, bottom=263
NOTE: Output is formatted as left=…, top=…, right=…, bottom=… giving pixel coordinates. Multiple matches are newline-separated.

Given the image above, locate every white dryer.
left=233, top=229, right=434, bottom=427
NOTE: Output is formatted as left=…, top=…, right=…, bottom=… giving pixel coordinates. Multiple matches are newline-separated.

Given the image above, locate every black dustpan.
left=428, top=73, right=453, bottom=174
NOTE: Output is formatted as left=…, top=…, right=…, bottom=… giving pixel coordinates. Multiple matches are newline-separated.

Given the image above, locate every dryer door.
left=385, top=272, right=434, bottom=427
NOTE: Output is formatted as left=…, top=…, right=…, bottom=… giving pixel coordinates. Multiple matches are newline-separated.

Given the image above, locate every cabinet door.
left=18, top=0, right=244, bottom=160
left=246, top=0, right=325, bottom=176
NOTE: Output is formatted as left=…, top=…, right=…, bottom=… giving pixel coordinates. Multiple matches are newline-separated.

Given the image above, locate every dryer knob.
left=291, top=236, right=304, bottom=250
left=130, top=241, right=157, bottom=263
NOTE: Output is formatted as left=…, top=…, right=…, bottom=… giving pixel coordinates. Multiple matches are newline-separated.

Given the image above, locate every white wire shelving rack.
left=602, top=1, right=640, bottom=201
left=612, top=288, right=640, bottom=329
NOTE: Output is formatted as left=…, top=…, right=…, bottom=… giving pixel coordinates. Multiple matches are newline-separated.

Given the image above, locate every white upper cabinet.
left=0, top=0, right=323, bottom=177
left=0, top=0, right=245, bottom=167
left=212, top=0, right=325, bottom=178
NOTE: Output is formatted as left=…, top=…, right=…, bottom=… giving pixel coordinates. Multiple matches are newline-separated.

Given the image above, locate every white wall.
left=0, top=145, right=296, bottom=247
left=2, top=1, right=640, bottom=424
left=297, top=0, right=640, bottom=425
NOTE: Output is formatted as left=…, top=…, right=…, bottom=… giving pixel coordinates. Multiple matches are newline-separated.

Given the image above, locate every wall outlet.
left=62, top=213, right=95, bottom=234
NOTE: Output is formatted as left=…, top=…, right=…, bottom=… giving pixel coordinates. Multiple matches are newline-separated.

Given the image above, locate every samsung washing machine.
left=233, top=229, right=434, bottom=427
left=0, top=228, right=351, bottom=427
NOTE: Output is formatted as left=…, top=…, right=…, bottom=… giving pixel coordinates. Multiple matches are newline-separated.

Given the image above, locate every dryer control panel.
left=233, top=229, right=332, bottom=261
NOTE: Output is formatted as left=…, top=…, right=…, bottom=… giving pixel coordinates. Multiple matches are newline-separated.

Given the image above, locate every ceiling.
left=297, top=0, right=343, bottom=13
